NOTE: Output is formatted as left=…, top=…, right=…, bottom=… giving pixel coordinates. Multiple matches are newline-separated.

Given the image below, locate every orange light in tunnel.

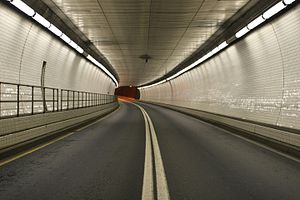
left=118, top=96, right=137, bottom=102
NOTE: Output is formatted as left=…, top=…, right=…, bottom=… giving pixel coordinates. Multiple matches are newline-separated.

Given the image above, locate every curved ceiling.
left=50, top=0, right=250, bottom=86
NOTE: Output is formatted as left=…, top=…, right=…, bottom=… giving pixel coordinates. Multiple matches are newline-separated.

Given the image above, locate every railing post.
left=67, top=90, right=69, bottom=110
left=93, top=93, right=95, bottom=106
left=73, top=91, right=75, bottom=109
left=53, top=89, right=55, bottom=112
left=31, top=86, right=34, bottom=115
left=57, top=89, right=59, bottom=111
left=43, top=87, right=46, bottom=113
left=77, top=92, right=79, bottom=108
left=97, top=94, right=99, bottom=106
left=61, top=89, right=63, bottom=111
left=17, top=85, right=20, bottom=117
left=79, top=92, right=81, bottom=108
left=85, top=92, right=87, bottom=107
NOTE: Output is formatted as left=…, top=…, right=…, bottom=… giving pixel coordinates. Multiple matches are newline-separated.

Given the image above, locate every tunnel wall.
left=140, top=5, right=300, bottom=132
left=0, top=3, right=115, bottom=94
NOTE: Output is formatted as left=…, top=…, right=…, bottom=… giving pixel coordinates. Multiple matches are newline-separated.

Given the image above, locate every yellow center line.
left=131, top=102, right=170, bottom=200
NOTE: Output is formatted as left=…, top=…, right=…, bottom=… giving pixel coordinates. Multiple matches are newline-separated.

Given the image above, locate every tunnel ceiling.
left=50, top=0, right=250, bottom=86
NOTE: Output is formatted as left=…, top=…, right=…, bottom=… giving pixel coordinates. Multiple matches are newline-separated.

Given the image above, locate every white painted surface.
left=140, top=4, right=300, bottom=131
left=140, top=105, right=154, bottom=200
left=135, top=103, right=170, bottom=200
left=0, top=3, right=115, bottom=94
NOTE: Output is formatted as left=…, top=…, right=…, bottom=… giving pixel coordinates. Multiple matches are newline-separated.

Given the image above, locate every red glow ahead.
left=118, top=96, right=136, bottom=102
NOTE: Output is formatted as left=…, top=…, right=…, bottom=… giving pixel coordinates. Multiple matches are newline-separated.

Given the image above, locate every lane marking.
left=0, top=105, right=120, bottom=167
left=132, top=103, right=170, bottom=200
left=142, top=102, right=300, bottom=164
left=140, top=108, right=154, bottom=200
left=145, top=111, right=170, bottom=200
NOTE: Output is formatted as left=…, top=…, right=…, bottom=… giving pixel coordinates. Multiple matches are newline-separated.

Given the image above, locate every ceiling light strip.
left=138, top=0, right=297, bottom=90
left=7, top=0, right=118, bottom=87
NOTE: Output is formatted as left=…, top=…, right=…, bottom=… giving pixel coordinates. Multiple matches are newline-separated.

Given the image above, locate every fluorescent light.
left=48, top=24, right=62, bottom=37
left=8, top=0, right=117, bottom=87
left=247, top=15, right=265, bottom=30
left=139, top=0, right=293, bottom=90
left=60, top=34, right=71, bottom=44
left=211, top=47, right=220, bottom=55
left=263, top=1, right=286, bottom=19
left=139, top=79, right=167, bottom=89
left=283, top=0, right=296, bottom=5
left=10, top=0, right=35, bottom=16
left=86, top=55, right=118, bottom=87
left=144, top=42, right=228, bottom=85
left=33, top=13, right=50, bottom=28
left=235, top=27, right=250, bottom=38
left=218, top=41, right=228, bottom=50
left=205, top=51, right=213, bottom=59
left=76, top=46, right=84, bottom=54
left=69, top=40, right=78, bottom=49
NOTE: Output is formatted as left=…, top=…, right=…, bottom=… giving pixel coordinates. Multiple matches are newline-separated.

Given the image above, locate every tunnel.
left=0, top=0, right=300, bottom=199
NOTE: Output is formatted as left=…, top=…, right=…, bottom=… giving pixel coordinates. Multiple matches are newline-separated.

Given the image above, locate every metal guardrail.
left=0, top=82, right=117, bottom=119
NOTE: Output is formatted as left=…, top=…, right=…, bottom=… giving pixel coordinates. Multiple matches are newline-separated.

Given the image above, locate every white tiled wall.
left=0, top=3, right=118, bottom=150
left=0, top=3, right=115, bottom=94
left=141, top=4, right=300, bottom=131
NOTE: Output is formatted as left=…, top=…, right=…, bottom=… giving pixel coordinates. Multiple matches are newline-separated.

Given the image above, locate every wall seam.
left=18, top=23, right=33, bottom=84
left=270, top=23, right=286, bottom=126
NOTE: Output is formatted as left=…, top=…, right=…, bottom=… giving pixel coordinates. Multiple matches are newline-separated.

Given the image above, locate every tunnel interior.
left=115, top=86, right=140, bottom=99
left=0, top=0, right=300, bottom=199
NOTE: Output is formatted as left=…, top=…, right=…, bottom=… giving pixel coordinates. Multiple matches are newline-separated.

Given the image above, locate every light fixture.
left=283, top=0, right=296, bottom=5
left=7, top=0, right=118, bottom=87
left=247, top=15, right=265, bottom=30
left=140, top=79, right=167, bottom=89
left=164, top=43, right=229, bottom=83
left=86, top=55, right=118, bottom=87
left=76, top=46, right=84, bottom=54
left=10, top=0, right=35, bottom=16
left=139, top=0, right=297, bottom=90
left=204, top=51, right=213, bottom=59
left=33, top=13, right=50, bottom=28
left=60, top=34, right=71, bottom=44
left=69, top=40, right=78, bottom=49
left=211, top=47, right=220, bottom=55
left=263, top=1, right=286, bottom=19
left=218, top=41, right=228, bottom=50
left=235, top=27, right=250, bottom=38
left=48, top=24, right=62, bottom=37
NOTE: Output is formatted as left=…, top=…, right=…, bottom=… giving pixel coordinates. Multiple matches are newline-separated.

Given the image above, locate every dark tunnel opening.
left=115, top=86, right=140, bottom=99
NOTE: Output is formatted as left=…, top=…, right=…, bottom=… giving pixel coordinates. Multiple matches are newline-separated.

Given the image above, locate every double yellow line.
left=132, top=103, right=170, bottom=200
